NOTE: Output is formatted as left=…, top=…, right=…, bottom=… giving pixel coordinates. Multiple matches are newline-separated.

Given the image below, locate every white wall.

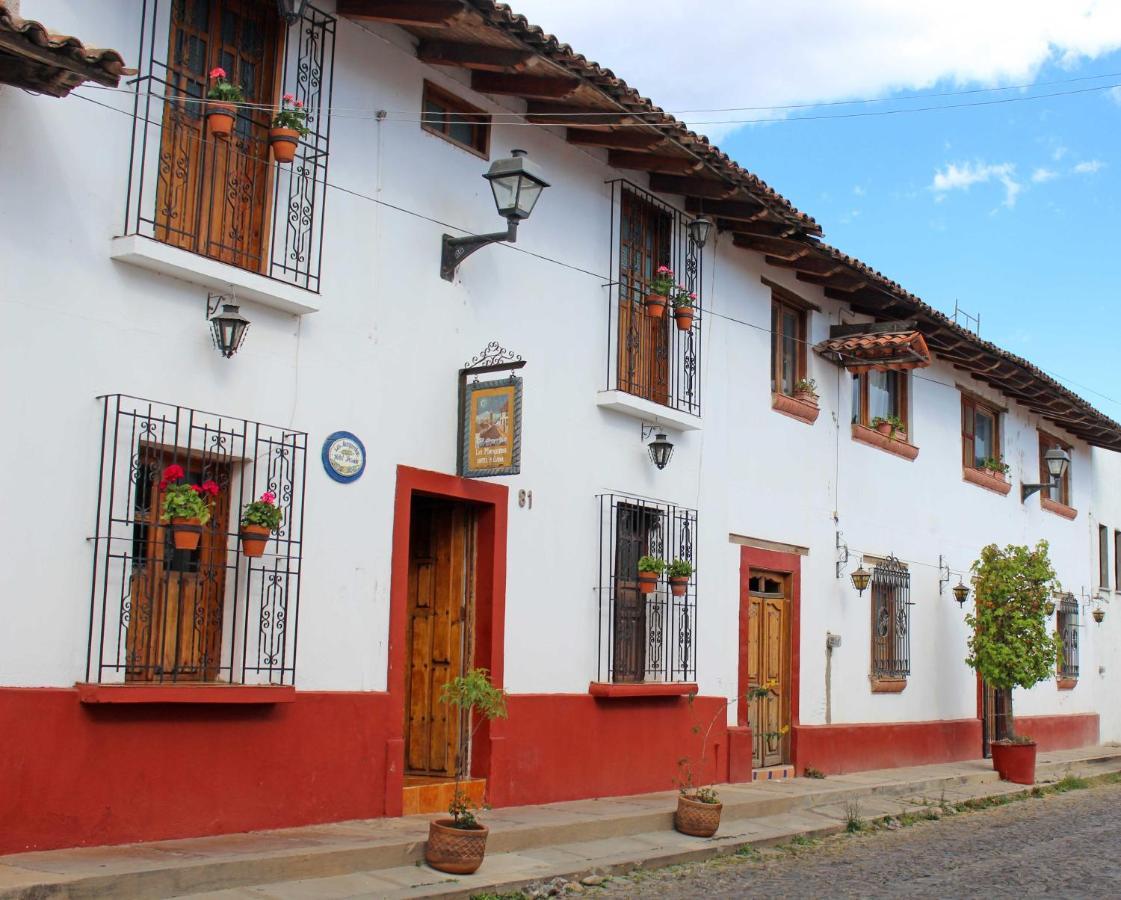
left=1, top=1, right=1114, bottom=735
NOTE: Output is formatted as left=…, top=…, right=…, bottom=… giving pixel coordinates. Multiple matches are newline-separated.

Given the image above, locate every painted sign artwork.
left=460, top=377, right=522, bottom=477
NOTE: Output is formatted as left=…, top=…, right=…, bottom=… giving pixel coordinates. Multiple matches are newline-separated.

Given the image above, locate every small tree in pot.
left=965, top=541, right=1060, bottom=785
left=425, top=669, right=508, bottom=875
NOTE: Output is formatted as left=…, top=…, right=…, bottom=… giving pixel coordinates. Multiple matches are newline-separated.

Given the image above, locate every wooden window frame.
left=1057, top=596, right=1079, bottom=684
left=961, top=394, right=1001, bottom=471
left=851, top=370, right=909, bottom=431
left=421, top=80, right=491, bottom=159
left=1038, top=431, right=1073, bottom=507
left=771, top=297, right=807, bottom=397
left=1099, top=524, right=1111, bottom=592
left=1115, top=530, right=1121, bottom=593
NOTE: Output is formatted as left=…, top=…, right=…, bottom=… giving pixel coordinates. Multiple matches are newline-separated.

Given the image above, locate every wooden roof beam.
left=716, top=218, right=799, bottom=238
left=472, top=71, right=580, bottom=99
left=566, top=128, right=664, bottom=150
left=526, top=101, right=630, bottom=126
left=608, top=150, right=703, bottom=175
left=417, top=40, right=532, bottom=72
left=765, top=255, right=846, bottom=277
left=803, top=273, right=868, bottom=292
left=732, top=234, right=809, bottom=260
left=684, top=197, right=766, bottom=222
left=648, top=174, right=739, bottom=199
left=338, top=0, right=463, bottom=25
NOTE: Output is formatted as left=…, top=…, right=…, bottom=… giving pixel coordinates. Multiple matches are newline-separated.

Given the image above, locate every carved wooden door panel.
left=618, top=189, right=671, bottom=406
left=747, top=573, right=791, bottom=768
left=155, top=0, right=280, bottom=271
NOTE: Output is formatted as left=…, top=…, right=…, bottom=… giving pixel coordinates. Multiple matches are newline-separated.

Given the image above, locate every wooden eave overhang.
left=0, top=3, right=128, bottom=97
left=339, top=0, right=1121, bottom=453
left=815, top=325, right=931, bottom=375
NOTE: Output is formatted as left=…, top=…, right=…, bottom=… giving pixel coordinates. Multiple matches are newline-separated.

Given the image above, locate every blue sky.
left=510, top=1, right=1121, bottom=420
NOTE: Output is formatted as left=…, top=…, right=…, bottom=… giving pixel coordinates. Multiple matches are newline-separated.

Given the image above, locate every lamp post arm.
left=1020, top=478, right=1058, bottom=503
left=440, top=219, right=518, bottom=281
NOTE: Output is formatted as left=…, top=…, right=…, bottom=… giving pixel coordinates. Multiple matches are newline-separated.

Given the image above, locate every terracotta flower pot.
left=269, top=126, right=300, bottom=163
left=645, top=293, right=668, bottom=318
left=170, top=517, right=203, bottom=551
left=991, top=740, right=1037, bottom=785
left=638, top=571, right=659, bottom=595
left=874, top=421, right=893, bottom=437
left=425, top=819, right=489, bottom=874
left=674, top=794, right=722, bottom=837
left=206, top=102, right=237, bottom=138
left=794, top=390, right=818, bottom=405
left=673, top=306, right=695, bottom=331
left=669, top=575, right=689, bottom=597
left=240, top=523, right=271, bottom=558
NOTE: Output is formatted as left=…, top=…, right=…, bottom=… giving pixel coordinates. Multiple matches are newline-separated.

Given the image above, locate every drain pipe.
left=825, top=632, right=841, bottom=725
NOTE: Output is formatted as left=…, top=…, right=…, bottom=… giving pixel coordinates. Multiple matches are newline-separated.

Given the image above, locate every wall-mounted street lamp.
left=276, top=0, right=310, bottom=25
left=208, top=293, right=250, bottom=359
left=647, top=431, right=674, bottom=470
left=1021, top=447, right=1070, bottom=503
left=952, top=579, right=971, bottom=607
left=850, top=559, right=871, bottom=596
left=688, top=216, right=712, bottom=249
left=441, top=149, right=550, bottom=281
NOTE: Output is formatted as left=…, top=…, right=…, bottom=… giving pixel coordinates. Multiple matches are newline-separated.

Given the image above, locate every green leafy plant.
left=671, top=285, right=697, bottom=309
left=272, top=93, right=310, bottom=135
left=638, top=555, right=665, bottom=575
left=794, top=377, right=818, bottom=395
left=981, top=457, right=1011, bottom=475
left=870, top=414, right=906, bottom=437
left=241, top=491, right=283, bottom=531
left=965, top=541, right=1061, bottom=741
left=158, top=464, right=216, bottom=524
left=649, top=265, right=675, bottom=296
left=206, top=67, right=244, bottom=102
left=439, top=669, right=508, bottom=829
left=668, top=559, right=693, bottom=578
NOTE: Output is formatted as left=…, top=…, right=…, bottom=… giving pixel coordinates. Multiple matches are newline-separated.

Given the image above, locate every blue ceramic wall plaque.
left=322, top=431, right=366, bottom=483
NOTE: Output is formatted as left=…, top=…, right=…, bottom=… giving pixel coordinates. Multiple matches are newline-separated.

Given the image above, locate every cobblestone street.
left=598, top=779, right=1121, bottom=899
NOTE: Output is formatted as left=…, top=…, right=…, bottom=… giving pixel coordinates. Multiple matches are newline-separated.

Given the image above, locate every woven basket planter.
left=674, top=795, right=722, bottom=837
left=425, top=819, right=489, bottom=874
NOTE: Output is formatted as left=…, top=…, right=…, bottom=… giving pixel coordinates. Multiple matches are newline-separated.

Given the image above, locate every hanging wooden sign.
left=458, top=342, right=526, bottom=478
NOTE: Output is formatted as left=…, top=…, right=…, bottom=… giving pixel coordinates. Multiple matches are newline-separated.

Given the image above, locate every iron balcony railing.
left=86, top=394, right=307, bottom=685
left=596, top=493, right=698, bottom=683
left=1059, top=594, right=1080, bottom=679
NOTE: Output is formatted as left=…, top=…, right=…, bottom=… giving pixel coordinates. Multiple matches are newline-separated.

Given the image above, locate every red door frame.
left=386, top=465, right=508, bottom=815
left=737, top=546, right=802, bottom=762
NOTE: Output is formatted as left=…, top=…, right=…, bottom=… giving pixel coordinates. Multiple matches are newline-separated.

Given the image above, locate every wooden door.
left=126, top=449, right=231, bottom=682
left=405, top=498, right=476, bottom=777
left=618, top=189, right=671, bottom=405
left=155, top=0, right=280, bottom=271
left=982, top=683, right=1011, bottom=758
left=747, top=572, right=791, bottom=768
left=612, top=503, right=660, bottom=683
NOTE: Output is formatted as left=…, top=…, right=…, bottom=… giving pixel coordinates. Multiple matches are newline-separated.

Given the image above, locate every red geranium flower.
left=201, top=480, right=220, bottom=497
left=189, top=484, right=202, bottom=493
left=261, top=491, right=277, bottom=505
left=158, top=479, right=169, bottom=491
left=209, top=67, right=227, bottom=80
left=162, top=464, right=185, bottom=481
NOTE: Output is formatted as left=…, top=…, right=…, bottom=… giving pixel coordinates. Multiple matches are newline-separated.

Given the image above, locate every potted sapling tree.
left=966, top=541, right=1061, bottom=785
left=637, top=555, right=665, bottom=594
left=425, top=669, right=508, bottom=875
left=269, top=93, right=309, bottom=164
left=205, top=67, right=243, bottom=138
left=645, top=266, right=674, bottom=318
left=159, top=465, right=218, bottom=551
left=667, top=559, right=693, bottom=597
left=240, top=490, right=282, bottom=558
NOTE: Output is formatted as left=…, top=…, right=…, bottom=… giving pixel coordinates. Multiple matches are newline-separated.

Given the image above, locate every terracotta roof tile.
left=816, top=330, right=931, bottom=374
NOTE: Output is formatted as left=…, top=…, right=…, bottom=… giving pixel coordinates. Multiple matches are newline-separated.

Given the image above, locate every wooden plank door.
left=127, top=449, right=231, bottom=682
left=612, top=503, right=661, bottom=683
left=405, top=499, right=476, bottom=777
left=155, top=0, right=280, bottom=271
left=747, top=572, right=791, bottom=768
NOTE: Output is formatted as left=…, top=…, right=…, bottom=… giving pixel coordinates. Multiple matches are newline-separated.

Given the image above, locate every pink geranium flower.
left=283, top=93, right=295, bottom=104
left=261, top=491, right=277, bottom=505
left=209, top=67, right=227, bottom=80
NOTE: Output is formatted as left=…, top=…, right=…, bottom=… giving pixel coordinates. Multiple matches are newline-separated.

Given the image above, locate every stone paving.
left=597, top=778, right=1121, bottom=899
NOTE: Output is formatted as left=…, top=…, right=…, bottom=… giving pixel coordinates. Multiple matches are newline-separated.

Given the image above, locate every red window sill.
left=870, top=676, right=907, bottom=693
left=1057, top=677, right=1078, bottom=691
left=588, top=682, right=698, bottom=699
left=851, top=424, right=919, bottom=461
left=962, top=467, right=1012, bottom=496
left=771, top=392, right=820, bottom=425
left=76, top=683, right=296, bottom=705
left=1040, top=497, right=1078, bottom=520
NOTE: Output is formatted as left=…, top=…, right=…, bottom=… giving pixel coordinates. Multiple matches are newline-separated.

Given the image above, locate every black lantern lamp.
left=1021, top=447, right=1070, bottom=502
left=850, top=561, right=871, bottom=596
left=952, top=578, right=970, bottom=607
left=648, top=432, right=674, bottom=470
left=441, top=149, right=550, bottom=281
left=277, top=0, right=310, bottom=25
left=688, top=216, right=712, bottom=249
left=208, top=297, right=250, bottom=359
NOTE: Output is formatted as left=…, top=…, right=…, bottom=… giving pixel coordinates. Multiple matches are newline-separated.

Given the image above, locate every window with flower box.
left=1039, top=431, right=1073, bottom=509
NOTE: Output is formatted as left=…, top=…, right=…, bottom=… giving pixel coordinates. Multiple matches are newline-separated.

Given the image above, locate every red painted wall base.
left=1017, top=713, right=1099, bottom=751
left=794, top=719, right=982, bottom=775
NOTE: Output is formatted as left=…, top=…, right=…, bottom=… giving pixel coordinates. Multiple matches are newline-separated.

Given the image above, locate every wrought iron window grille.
left=870, top=555, right=911, bottom=678
left=86, top=394, right=307, bottom=685
left=596, top=493, right=698, bottom=683
left=606, top=179, right=704, bottom=417
left=1058, top=594, right=1079, bottom=679
left=122, top=1, right=336, bottom=293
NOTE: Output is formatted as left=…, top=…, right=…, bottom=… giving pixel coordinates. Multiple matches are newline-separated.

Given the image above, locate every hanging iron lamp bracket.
left=441, top=220, right=518, bottom=282
left=835, top=531, right=850, bottom=579
left=938, top=554, right=951, bottom=595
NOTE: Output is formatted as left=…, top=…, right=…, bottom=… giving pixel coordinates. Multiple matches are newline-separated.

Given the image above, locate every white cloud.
left=931, top=161, right=1022, bottom=207
left=853, top=185, right=866, bottom=196
left=1031, top=167, right=1058, bottom=182
left=1072, top=159, right=1105, bottom=174
left=507, top=1, right=1121, bottom=141
left=1109, top=86, right=1121, bottom=105
left=1052, top=144, right=1069, bottom=161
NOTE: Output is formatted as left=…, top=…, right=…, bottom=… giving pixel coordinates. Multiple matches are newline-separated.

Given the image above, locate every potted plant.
left=240, top=490, right=282, bottom=558
left=871, top=415, right=905, bottom=440
left=673, top=695, right=736, bottom=838
left=793, top=377, right=818, bottom=405
left=667, top=559, right=693, bottom=597
left=425, top=669, right=508, bottom=875
left=269, top=93, right=308, bottom=164
left=206, top=67, right=243, bottom=138
left=637, top=555, right=665, bottom=594
left=672, top=287, right=697, bottom=332
left=965, top=541, right=1061, bottom=785
left=645, top=266, right=674, bottom=318
left=159, top=465, right=218, bottom=551
left=981, top=457, right=1011, bottom=482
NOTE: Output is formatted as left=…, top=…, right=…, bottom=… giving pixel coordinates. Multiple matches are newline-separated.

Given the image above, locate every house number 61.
left=518, top=489, right=533, bottom=509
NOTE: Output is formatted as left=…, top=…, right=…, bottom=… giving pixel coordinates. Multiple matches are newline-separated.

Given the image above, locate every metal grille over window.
left=870, top=556, right=911, bottom=678
left=596, top=494, right=697, bottom=683
left=123, top=0, right=336, bottom=292
left=1058, top=594, right=1079, bottom=680
left=87, top=395, right=307, bottom=685
left=607, top=180, right=704, bottom=416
